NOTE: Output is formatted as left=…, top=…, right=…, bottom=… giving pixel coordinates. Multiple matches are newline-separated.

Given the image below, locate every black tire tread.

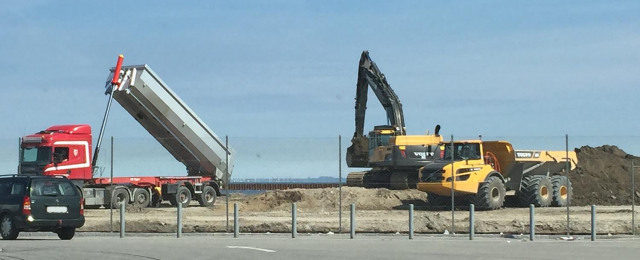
left=57, top=227, right=75, bottom=240
left=551, top=175, right=572, bottom=207
left=1, top=214, right=19, bottom=240
left=197, top=186, right=217, bottom=207
left=518, top=175, right=553, bottom=207
left=471, top=175, right=506, bottom=210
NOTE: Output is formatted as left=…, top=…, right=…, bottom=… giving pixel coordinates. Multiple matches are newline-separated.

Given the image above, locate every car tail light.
left=22, top=196, right=31, bottom=215
left=80, top=198, right=84, bottom=215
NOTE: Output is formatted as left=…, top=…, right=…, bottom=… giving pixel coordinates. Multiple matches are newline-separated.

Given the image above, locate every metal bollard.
left=350, top=203, right=355, bottom=239
left=120, top=201, right=125, bottom=238
left=591, top=205, right=596, bottom=241
left=469, top=204, right=475, bottom=240
left=177, top=202, right=182, bottom=238
left=409, top=204, right=414, bottom=240
left=234, top=203, right=239, bottom=238
left=529, top=204, right=535, bottom=241
left=292, top=203, right=297, bottom=238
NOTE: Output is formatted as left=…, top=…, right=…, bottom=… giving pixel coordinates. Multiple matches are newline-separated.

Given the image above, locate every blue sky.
left=1, top=1, right=639, bottom=178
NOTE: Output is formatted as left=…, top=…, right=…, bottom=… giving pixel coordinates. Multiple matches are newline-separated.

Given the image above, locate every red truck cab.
left=20, top=125, right=93, bottom=180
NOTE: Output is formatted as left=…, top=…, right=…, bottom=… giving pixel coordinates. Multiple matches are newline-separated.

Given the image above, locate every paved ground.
left=1, top=233, right=639, bottom=260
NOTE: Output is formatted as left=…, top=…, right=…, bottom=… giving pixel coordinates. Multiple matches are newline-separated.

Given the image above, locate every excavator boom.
left=347, top=51, right=406, bottom=167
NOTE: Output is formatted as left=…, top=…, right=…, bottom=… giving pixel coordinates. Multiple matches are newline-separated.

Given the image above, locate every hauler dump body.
left=345, top=51, right=442, bottom=190
left=19, top=56, right=234, bottom=209
left=417, top=140, right=576, bottom=210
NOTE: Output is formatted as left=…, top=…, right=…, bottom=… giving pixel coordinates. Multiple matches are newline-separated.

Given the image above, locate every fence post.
left=234, top=203, right=239, bottom=238
left=120, top=201, right=125, bottom=238
left=529, top=204, right=535, bottom=241
left=225, top=135, right=230, bottom=233
left=409, top=204, right=414, bottom=239
left=591, top=205, right=596, bottom=241
left=565, top=134, right=571, bottom=237
left=177, top=202, right=182, bottom=238
left=292, top=203, right=297, bottom=238
left=339, top=135, right=343, bottom=234
left=469, top=204, right=475, bottom=240
left=350, top=203, right=355, bottom=239
left=450, top=135, right=455, bottom=235
left=110, top=136, right=114, bottom=233
left=632, top=161, right=636, bottom=236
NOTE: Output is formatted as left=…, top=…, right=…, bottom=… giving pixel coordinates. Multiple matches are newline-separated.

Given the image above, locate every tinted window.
left=11, top=182, right=25, bottom=196
left=30, top=179, right=78, bottom=197
left=22, top=146, right=52, bottom=164
left=0, top=180, right=11, bottom=196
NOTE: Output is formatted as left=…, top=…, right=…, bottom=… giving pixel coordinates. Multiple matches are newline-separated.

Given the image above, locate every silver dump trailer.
left=107, top=65, right=234, bottom=182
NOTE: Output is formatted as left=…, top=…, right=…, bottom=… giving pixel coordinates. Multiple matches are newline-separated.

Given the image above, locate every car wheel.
left=57, top=227, right=75, bottom=240
left=1, top=214, right=19, bottom=240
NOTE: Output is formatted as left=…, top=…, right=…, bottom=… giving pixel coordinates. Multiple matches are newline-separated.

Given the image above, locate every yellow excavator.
left=417, top=140, right=577, bottom=210
left=346, top=51, right=442, bottom=190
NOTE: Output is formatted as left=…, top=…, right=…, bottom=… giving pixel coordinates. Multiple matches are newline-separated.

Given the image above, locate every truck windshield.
left=21, top=146, right=52, bottom=165
left=438, top=143, right=481, bottom=161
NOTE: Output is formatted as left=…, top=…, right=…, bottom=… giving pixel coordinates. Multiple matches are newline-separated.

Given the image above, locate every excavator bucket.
left=346, top=136, right=369, bottom=167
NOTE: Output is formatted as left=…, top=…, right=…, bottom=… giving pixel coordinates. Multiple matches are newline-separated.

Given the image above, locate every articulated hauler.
left=417, top=140, right=577, bottom=210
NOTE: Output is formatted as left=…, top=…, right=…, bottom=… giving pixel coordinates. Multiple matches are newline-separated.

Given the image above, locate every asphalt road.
left=0, top=233, right=639, bottom=260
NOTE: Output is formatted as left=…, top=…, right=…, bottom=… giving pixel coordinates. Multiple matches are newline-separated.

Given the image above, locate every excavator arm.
left=347, top=51, right=406, bottom=167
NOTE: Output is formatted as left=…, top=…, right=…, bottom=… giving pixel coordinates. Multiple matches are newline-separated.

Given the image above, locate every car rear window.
left=30, top=179, right=78, bottom=197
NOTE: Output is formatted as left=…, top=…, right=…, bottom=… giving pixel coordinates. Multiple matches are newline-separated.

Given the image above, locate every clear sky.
left=1, top=1, right=639, bottom=178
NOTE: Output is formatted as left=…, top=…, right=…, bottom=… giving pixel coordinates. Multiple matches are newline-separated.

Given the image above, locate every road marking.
left=226, top=246, right=276, bottom=253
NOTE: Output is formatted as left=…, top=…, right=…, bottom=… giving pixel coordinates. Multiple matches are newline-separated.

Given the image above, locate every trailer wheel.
left=111, top=189, right=130, bottom=209
left=472, top=175, right=506, bottom=210
left=197, top=186, right=217, bottom=207
left=551, top=175, right=572, bottom=207
left=174, top=186, right=192, bottom=208
left=133, top=189, right=151, bottom=208
left=519, top=176, right=553, bottom=207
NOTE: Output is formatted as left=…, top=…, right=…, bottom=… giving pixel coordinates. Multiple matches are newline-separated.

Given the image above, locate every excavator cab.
left=368, top=125, right=401, bottom=158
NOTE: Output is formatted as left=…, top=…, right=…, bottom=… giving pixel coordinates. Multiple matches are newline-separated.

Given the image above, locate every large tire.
left=427, top=192, right=451, bottom=209
left=519, top=176, right=553, bottom=207
left=197, top=186, right=217, bottom=207
left=0, top=214, right=19, bottom=240
left=175, top=186, right=192, bottom=208
left=132, top=189, right=151, bottom=208
left=551, top=175, right=572, bottom=207
left=111, top=189, right=130, bottom=209
left=471, top=175, right=506, bottom=210
left=57, top=227, right=75, bottom=240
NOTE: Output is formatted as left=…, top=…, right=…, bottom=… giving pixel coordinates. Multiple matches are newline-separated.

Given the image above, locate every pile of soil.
left=240, top=186, right=426, bottom=212
left=237, top=145, right=640, bottom=211
left=571, top=145, right=640, bottom=206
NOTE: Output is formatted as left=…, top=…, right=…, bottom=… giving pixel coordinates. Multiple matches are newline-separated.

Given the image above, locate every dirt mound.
left=240, top=187, right=427, bottom=212
left=239, top=145, right=638, bottom=209
left=571, top=145, right=640, bottom=206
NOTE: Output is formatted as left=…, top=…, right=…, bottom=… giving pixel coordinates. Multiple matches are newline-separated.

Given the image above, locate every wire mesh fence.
left=1, top=135, right=639, bottom=236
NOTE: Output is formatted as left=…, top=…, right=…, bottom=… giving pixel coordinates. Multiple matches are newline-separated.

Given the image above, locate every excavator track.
left=346, top=171, right=367, bottom=187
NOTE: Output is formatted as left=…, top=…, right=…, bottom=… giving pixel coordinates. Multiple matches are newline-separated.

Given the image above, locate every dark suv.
left=0, top=175, right=84, bottom=240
